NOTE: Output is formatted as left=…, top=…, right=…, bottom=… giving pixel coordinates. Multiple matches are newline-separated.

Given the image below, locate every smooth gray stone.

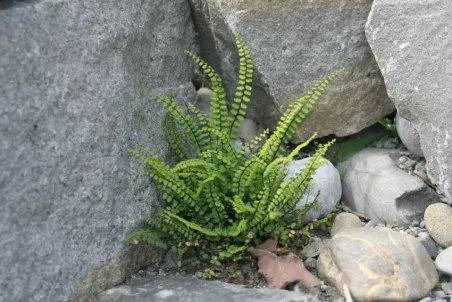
left=338, top=148, right=439, bottom=226
left=286, top=157, right=341, bottom=221
left=436, top=246, right=452, bottom=276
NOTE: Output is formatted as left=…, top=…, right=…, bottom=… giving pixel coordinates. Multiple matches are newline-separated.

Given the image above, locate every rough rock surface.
left=318, top=228, right=438, bottom=301
left=0, top=1, right=196, bottom=301
left=330, top=213, right=362, bottom=237
left=96, top=276, right=319, bottom=302
left=338, top=148, right=439, bottom=227
left=424, top=203, right=452, bottom=247
left=396, top=112, right=424, bottom=157
left=286, top=158, right=341, bottom=221
left=366, top=0, right=452, bottom=199
left=435, top=247, right=452, bottom=277
left=188, top=0, right=394, bottom=143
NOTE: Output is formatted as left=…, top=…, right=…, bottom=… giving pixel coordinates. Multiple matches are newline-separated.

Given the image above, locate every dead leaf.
left=251, top=239, right=320, bottom=289
left=251, top=238, right=320, bottom=289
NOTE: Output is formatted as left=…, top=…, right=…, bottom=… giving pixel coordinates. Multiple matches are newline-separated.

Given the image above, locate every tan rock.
left=330, top=213, right=362, bottom=237
left=318, top=228, right=438, bottom=301
left=424, top=203, right=452, bottom=247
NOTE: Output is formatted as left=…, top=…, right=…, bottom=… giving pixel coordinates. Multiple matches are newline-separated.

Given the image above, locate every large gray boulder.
left=188, top=0, right=394, bottom=143
left=366, top=0, right=452, bottom=199
left=0, top=1, right=196, bottom=301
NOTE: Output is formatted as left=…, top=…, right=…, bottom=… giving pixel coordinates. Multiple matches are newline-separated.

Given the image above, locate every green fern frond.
left=185, top=51, right=231, bottom=134
left=229, top=33, right=254, bottom=139
left=231, top=196, right=254, bottom=214
left=124, top=229, right=167, bottom=249
left=144, top=90, right=205, bottom=154
left=130, top=145, right=204, bottom=215
left=162, top=112, right=190, bottom=163
left=202, top=182, right=229, bottom=226
left=187, top=103, right=212, bottom=150
left=164, top=210, right=247, bottom=238
left=232, top=156, right=265, bottom=199
left=172, top=158, right=216, bottom=174
left=249, top=181, right=272, bottom=229
left=239, top=129, right=269, bottom=156
left=129, top=33, right=341, bottom=268
left=267, top=140, right=335, bottom=217
left=259, top=72, right=339, bottom=163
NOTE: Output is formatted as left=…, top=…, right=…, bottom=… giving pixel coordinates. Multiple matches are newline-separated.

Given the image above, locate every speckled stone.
left=318, top=228, right=438, bottom=301
left=425, top=203, right=452, bottom=247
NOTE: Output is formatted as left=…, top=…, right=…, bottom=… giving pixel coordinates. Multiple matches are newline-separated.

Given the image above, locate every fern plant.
left=126, top=33, right=338, bottom=265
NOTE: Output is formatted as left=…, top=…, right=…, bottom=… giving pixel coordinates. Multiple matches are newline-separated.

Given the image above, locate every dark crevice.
left=0, top=0, right=34, bottom=10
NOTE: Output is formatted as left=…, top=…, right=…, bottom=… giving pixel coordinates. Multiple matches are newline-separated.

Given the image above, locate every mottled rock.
left=301, top=237, right=328, bottom=259
left=304, top=258, right=318, bottom=270
left=442, top=282, right=452, bottom=295
left=366, top=0, right=452, bottom=200
left=425, top=203, right=452, bottom=247
left=418, top=232, right=439, bottom=259
left=97, top=276, right=319, bottom=302
left=196, top=87, right=213, bottom=114
left=396, top=113, right=424, bottom=157
left=189, top=0, right=394, bottom=143
left=0, top=1, right=195, bottom=301
left=330, top=213, right=362, bottom=237
left=318, top=228, right=438, bottom=301
left=286, top=157, right=341, bottom=221
left=238, top=118, right=259, bottom=143
left=433, top=291, right=447, bottom=299
left=338, top=148, right=439, bottom=227
left=436, top=247, right=452, bottom=276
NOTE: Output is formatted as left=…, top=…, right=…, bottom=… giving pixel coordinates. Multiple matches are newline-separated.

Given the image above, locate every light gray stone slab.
left=97, top=276, right=319, bottom=302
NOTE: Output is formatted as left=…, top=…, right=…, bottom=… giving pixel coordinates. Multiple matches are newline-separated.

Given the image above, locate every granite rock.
left=330, top=213, right=362, bottom=237
left=0, top=1, right=196, bottom=301
left=424, top=203, right=452, bottom=247
left=366, top=0, right=452, bottom=199
left=338, top=148, right=439, bottom=227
